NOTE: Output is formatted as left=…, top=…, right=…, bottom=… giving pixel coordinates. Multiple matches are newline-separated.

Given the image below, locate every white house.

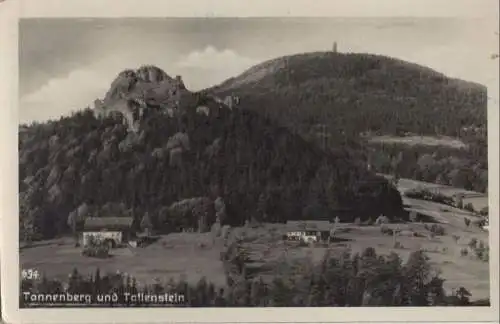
left=285, top=220, right=333, bottom=244
left=82, top=217, right=135, bottom=248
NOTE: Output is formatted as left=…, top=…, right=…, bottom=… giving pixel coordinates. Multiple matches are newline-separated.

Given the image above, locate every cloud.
left=175, top=46, right=258, bottom=90
left=19, top=47, right=257, bottom=122
left=20, top=68, right=113, bottom=124
left=177, top=46, right=256, bottom=70
left=19, top=51, right=165, bottom=124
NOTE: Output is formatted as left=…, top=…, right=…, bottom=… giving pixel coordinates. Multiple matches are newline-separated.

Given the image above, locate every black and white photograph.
left=1, top=0, right=499, bottom=323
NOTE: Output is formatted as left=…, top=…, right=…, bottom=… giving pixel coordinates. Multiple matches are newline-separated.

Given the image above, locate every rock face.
left=93, top=65, right=197, bottom=132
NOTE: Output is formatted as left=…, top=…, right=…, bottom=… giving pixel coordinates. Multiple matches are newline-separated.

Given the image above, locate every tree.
left=454, top=287, right=472, bottom=305
left=464, top=217, right=471, bottom=228
left=256, top=193, right=269, bottom=222
left=67, top=211, right=78, bottom=246
left=467, top=237, right=478, bottom=250
left=140, top=212, right=153, bottom=236
left=21, top=217, right=35, bottom=245
left=402, top=250, right=432, bottom=306
left=463, top=203, right=475, bottom=213
left=409, top=211, right=418, bottom=223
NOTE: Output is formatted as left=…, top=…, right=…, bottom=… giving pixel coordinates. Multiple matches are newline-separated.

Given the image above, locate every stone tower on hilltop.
left=332, top=41, right=338, bottom=53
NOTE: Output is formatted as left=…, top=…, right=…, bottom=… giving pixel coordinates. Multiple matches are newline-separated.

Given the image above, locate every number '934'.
left=21, top=269, right=40, bottom=280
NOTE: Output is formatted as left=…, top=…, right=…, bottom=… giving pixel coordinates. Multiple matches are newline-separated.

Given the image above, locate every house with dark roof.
left=285, top=220, right=333, bottom=243
left=82, top=217, right=135, bottom=248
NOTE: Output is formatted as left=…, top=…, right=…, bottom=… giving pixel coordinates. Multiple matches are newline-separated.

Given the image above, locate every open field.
left=20, top=233, right=228, bottom=288
left=402, top=196, right=484, bottom=225
left=368, top=135, right=468, bottom=149
left=21, top=215, right=490, bottom=300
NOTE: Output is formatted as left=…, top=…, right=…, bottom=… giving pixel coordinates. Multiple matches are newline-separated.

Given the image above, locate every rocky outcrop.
left=93, top=65, right=197, bottom=132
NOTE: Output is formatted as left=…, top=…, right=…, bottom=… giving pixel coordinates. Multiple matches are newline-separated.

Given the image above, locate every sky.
left=19, top=17, right=498, bottom=123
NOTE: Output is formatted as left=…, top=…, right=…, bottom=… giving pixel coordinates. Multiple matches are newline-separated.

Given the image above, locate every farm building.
left=82, top=217, right=135, bottom=248
left=285, top=220, right=333, bottom=243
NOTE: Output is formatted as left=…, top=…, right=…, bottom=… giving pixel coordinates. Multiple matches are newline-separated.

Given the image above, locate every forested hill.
left=208, top=52, right=487, bottom=140
left=18, top=66, right=404, bottom=241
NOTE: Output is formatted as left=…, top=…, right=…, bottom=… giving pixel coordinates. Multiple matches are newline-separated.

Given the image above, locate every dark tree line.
left=20, top=248, right=488, bottom=307
left=19, top=93, right=404, bottom=241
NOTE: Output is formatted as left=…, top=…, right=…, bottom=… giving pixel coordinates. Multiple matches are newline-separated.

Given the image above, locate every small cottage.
left=82, top=217, right=135, bottom=248
left=285, top=220, right=333, bottom=243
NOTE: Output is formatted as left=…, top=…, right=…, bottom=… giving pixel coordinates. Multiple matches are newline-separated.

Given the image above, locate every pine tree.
left=402, top=250, right=432, bottom=306
left=140, top=212, right=153, bottom=236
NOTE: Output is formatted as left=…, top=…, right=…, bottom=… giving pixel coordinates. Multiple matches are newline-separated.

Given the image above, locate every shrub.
left=82, top=243, right=110, bottom=258
left=472, top=219, right=486, bottom=228
left=464, top=217, right=471, bottom=227
left=481, top=248, right=489, bottom=262
left=474, top=248, right=484, bottom=260
left=460, top=248, right=469, bottom=257
left=375, top=215, right=390, bottom=225
left=81, top=235, right=110, bottom=258
left=474, top=241, right=489, bottom=262
left=362, top=217, right=374, bottom=226
left=429, top=224, right=446, bottom=236
left=452, top=234, right=460, bottom=243
left=380, top=225, right=393, bottom=235
left=409, top=211, right=418, bottom=223
left=468, top=238, right=478, bottom=249
left=412, top=231, right=425, bottom=238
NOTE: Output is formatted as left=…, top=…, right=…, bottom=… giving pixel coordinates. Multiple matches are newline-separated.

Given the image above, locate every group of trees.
left=20, top=247, right=488, bottom=307
left=367, top=140, right=488, bottom=193
left=19, top=89, right=404, bottom=241
left=210, top=52, right=488, bottom=193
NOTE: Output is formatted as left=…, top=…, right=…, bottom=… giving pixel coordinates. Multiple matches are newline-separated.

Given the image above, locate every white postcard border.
left=1, top=0, right=499, bottom=323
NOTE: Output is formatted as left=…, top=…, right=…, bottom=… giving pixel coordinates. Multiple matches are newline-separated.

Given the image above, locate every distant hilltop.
left=208, top=51, right=486, bottom=139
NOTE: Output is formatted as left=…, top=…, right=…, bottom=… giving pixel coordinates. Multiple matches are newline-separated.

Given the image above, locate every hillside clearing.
left=368, top=135, right=468, bottom=149
left=382, top=174, right=487, bottom=200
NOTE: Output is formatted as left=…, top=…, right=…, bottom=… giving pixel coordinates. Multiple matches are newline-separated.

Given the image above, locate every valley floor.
left=20, top=217, right=490, bottom=301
